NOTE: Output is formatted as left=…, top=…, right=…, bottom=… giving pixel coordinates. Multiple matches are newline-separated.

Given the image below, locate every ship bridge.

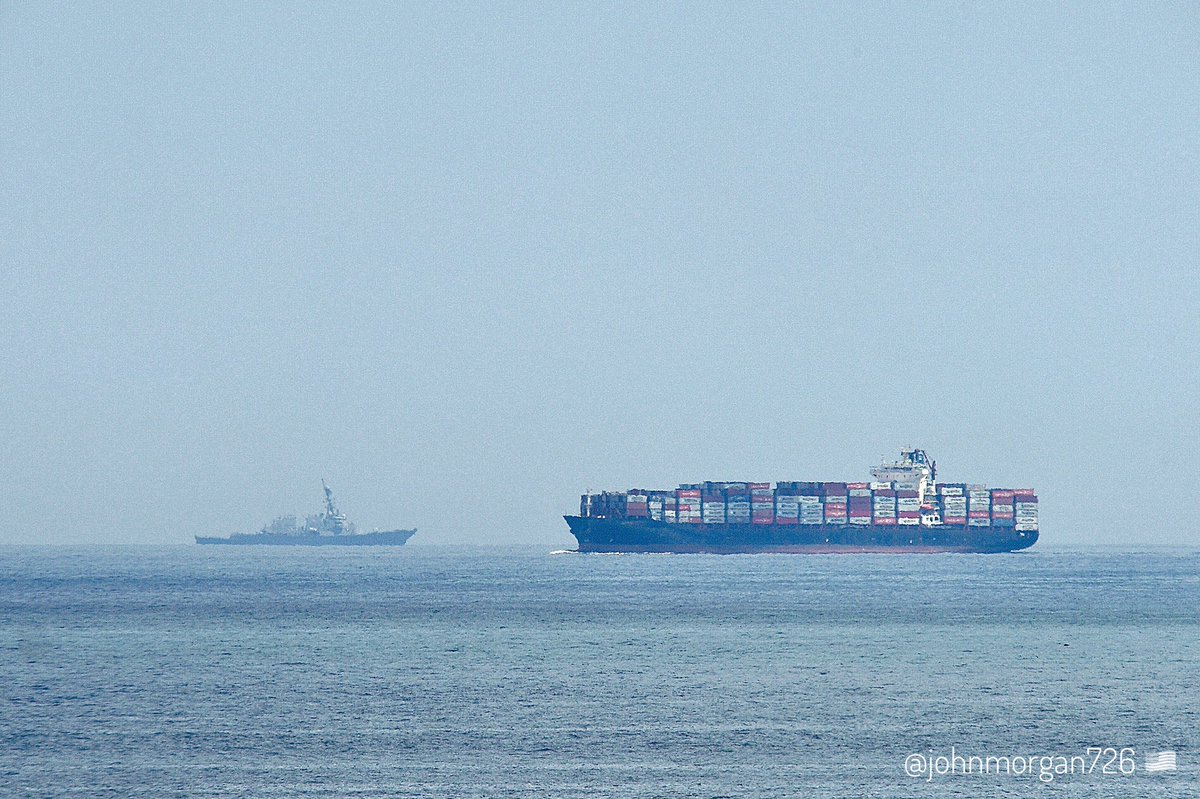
left=871, top=449, right=935, bottom=500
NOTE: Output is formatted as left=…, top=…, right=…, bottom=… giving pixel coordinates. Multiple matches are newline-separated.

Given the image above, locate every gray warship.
left=196, top=481, right=416, bottom=546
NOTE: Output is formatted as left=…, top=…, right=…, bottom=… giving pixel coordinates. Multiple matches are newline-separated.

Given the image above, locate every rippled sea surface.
left=2, top=544, right=1197, bottom=798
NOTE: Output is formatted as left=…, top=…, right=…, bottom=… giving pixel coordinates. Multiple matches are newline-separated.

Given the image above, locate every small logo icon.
left=1145, top=751, right=1177, bottom=773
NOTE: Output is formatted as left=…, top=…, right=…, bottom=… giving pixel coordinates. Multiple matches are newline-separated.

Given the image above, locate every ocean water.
left=1, top=544, right=1196, bottom=798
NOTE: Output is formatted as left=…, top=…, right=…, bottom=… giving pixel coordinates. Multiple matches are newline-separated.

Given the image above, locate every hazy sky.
left=2, top=3, right=1197, bottom=546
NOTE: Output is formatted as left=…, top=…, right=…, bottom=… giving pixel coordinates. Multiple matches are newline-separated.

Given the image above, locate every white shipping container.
left=938, top=487, right=964, bottom=496
left=1015, top=522, right=1038, bottom=531
left=968, top=518, right=990, bottom=527
left=898, top=516, right=920, bottom=526
left=849, top=488, right=871, bottom=497
left=870, top=481, right=894, bottom=490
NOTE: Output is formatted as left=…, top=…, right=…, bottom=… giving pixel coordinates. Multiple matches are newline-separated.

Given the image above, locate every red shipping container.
left=874, top=517, right=897, bottom=526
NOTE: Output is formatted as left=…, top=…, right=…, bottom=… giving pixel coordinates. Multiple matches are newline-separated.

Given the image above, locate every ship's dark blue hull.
left=195, top=529, right=416, bottom=546
left=564, top=516, right=1036, bottom=554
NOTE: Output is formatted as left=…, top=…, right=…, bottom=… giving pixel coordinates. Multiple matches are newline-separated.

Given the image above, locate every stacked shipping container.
left=775, top=483, right=799, bottom=525
left=896, top=489, right=920, bottom=525
left=626, top=490, right=648, bottom=519
left=823, top=483, right=848, bottom=525
left=990, top=489, right=1015, bottom=527
left=702, top=486, right=726, bottom=524
left=677, top=489, right=701, bottom=523
left=796, top=482, right=822, bottom=525
left=1014, top=491, right=1038, bottom=531
left=967, top=485, right=990, bottom=527
left=580, top=480, right=1036, bottom=531
left=871, top=483, right=897, bottom=526
left=847, top=483, right=871, bottom=525
left=938, top=484, right=967, bottom=525
left=725, top=484, right=751, bottom=524
left=750, top=482, right=774, bottom=525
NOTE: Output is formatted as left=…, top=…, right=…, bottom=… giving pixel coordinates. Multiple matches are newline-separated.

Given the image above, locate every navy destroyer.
left=567, top=450, right=1038, bottom=554
left=196, top=481, right=416, bottom=546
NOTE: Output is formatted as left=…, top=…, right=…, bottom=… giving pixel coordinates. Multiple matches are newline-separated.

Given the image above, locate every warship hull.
left=196, top=529, right=417, bottom=546
left=564, top=516, right=1036, bottom=554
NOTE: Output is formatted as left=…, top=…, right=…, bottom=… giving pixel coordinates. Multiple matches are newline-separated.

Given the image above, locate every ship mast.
left=321, top=479, right=345, bottom=534
left=322, top=479, right=338, bottom=517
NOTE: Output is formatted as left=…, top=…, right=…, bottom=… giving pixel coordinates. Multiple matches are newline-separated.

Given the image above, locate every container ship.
left=196, top=481, right=416, bottom=546
left=566, top=450, right=1037, bottom=554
